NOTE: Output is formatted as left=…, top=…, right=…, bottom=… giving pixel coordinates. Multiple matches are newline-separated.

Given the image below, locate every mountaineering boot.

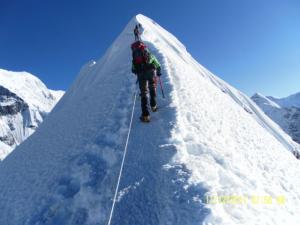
left=140, top=115, right=150, bottom=122
left=151, top=105, right=157, bottom=112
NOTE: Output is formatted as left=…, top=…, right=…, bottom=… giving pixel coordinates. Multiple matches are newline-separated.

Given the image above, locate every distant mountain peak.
left=252, top=91, right=300, bottom=146
left=0, top=68, right=64, bottom=159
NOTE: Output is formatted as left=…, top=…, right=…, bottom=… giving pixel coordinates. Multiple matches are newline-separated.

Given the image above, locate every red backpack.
left=131, top=41, right=150, bottom=67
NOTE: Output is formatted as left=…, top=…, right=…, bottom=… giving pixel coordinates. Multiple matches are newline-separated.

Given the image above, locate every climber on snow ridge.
left=131, top=40, right=162, bottom=122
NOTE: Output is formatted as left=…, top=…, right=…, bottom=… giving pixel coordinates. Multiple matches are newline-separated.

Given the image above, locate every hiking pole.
left=158, top=76, right=165, bottom=99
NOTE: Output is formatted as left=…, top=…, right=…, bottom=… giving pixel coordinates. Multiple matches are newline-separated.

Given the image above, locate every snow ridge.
left=0, top=15, right=299, bottom=225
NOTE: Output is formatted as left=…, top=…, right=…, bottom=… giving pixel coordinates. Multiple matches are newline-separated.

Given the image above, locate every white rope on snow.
left=107, top=83, right=138, bottom=225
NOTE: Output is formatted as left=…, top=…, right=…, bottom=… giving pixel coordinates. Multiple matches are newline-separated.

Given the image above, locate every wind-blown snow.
left=0, top=69, right=64, bottom=159
left=0, top=15, right=299, bottom=225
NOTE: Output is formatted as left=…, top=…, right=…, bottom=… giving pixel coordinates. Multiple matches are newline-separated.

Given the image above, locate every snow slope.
left=0, top=15, right=299, bottom=225
left=0, top=69, right=64, bottom=159
left=252, top=92, right=300, bottom=145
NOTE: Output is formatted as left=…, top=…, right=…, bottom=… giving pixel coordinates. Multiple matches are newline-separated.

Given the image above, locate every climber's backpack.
left=131, top=41, right=150, bottom=70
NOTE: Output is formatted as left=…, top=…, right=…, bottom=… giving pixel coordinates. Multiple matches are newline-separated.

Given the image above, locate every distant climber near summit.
left=131, top=40, right=162, bottom=122
left=134, top=24, right=140, bottom=41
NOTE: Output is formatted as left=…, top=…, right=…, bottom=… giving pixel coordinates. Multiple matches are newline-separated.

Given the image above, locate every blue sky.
left=1, top=0, right=299, bottom=97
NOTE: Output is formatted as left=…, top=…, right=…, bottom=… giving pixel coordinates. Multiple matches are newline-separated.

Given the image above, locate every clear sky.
left=1, top=0, right=299, bottom=97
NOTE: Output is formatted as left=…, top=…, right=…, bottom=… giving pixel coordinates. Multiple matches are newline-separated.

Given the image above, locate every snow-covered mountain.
left=0, top=15, right=299, bottom=225
left=252, top=92, right=300, bottom=145
left=0, top=69, right=64, bottom=159
left=269, top=92, right=300, bottom=108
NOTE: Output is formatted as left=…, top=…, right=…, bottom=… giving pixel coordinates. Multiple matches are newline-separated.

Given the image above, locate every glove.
left=132, top=68, right=137, bottom=74
left=157, top=68, right=162, bottom=76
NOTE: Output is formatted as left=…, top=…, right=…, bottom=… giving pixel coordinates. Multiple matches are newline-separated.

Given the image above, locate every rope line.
left=107, top=83, right=138, bottom=225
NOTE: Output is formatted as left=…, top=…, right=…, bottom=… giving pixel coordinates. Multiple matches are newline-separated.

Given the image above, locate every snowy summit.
left=0, top=69, right=64, bottom=159
left=0, top=15, right=299, bottom=225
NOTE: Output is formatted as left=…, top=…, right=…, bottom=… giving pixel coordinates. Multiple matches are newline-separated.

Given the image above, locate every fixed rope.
left=107, top=83, right=138, bottom=225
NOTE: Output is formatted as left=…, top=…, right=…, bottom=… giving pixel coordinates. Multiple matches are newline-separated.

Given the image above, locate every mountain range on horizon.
left=252, top=92, right=300, bottom=146
left=0, top=14, right=299, bottom=225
